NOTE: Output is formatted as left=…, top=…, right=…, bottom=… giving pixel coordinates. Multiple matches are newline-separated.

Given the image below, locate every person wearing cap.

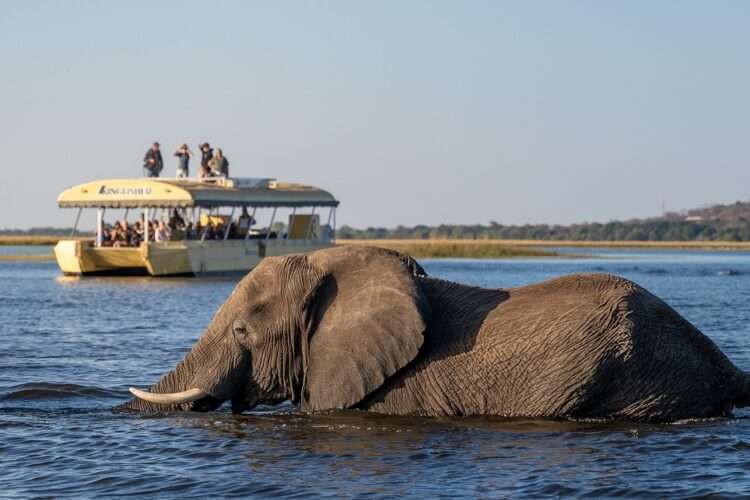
left=199, top=142, right=213, bottom=178
left=143, top=142, right=163, bottom=177
left=173, top=143, right=192, bottom=178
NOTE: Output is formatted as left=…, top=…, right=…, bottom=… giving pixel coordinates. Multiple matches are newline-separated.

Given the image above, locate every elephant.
left=121, top=245, right=750, bottom=422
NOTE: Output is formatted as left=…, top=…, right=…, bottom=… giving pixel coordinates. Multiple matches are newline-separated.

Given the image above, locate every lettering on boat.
left=97, top=185, right=153, bottom=196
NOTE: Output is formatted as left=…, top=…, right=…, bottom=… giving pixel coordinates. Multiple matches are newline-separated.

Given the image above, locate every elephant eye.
left=233, top=319, right=259, bottom=345
left=232, top=319, right=249, bottom=337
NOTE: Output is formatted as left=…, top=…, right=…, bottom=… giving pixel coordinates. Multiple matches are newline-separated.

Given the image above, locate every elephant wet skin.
left=121, top=246, right=750, bottom=422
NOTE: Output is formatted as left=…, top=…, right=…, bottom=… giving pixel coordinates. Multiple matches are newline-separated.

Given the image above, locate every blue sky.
left=1, top=1, right=748, bottom=229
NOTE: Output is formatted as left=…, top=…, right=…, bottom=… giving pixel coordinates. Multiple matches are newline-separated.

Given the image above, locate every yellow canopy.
left=57, top=178, right=339, bottom=209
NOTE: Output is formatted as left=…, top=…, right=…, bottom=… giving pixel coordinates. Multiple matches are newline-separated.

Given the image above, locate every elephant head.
left=122, top=246, right=430, bottom=413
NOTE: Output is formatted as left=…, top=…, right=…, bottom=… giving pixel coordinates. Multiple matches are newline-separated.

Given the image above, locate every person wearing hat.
left=173, top=143, right=193, bottom=178
left=143, top=142, right=163, bottom=177
left=199, top=142, right=213, bottom=178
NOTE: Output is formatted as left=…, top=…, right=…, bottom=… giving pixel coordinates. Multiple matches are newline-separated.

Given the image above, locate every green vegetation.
left=0, top=228, right=90, bottom=246
left=0, top=254, right=54, bottom=262
left=0, top=235, right=79, bottom=245
left=0, top=227, right=77, bottom=236
left=337, top=200, right=750, bottom=242
left=337, top=221, right=739, bottom=241
left=341, top=240, right=562, bottom=258
left=8, top=199, right=750, bottom=254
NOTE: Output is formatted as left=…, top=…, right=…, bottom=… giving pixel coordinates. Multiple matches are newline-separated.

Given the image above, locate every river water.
left=3, top=247, right=750, bottom=498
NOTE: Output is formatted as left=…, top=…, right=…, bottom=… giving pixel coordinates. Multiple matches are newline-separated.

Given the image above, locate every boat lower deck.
left=54, top=239, right=333, bottom=276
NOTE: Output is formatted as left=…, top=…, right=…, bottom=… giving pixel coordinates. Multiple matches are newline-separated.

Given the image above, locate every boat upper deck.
left=57, top=177, right=339, bottom=209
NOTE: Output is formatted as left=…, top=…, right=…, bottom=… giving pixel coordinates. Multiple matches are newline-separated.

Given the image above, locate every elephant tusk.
left=128, top=387, right=207, bottom=405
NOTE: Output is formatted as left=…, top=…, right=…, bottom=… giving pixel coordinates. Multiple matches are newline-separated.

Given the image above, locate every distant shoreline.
left=0, top=235, right=81, bottom=246
left=5, top=235, right=750, bottom=252
left=341, top=239, right=566, bottom=259
left=0, top=254, right=54, bottom=262
left=0, top=236, right=564, bottom=260
left=340, top=238, right=750, bottom=251
left=342, top=238, right=750, bottom=259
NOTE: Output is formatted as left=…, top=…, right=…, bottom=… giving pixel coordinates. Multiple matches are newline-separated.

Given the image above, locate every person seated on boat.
left=199, top=143, right=213, bottom=178
left=111, top=224, right=129, bottom=248
left=173, top=144, right=192, bottom=178
left=131, top=221, right=145, bottom=246
left=237, top=207, right=254, bottom=236
left=143, top=142, right=163, bottom=178
left=100, top=224, right=113, bottom=247
left=108, top=221, right=121, bottom=243
left=150, top=220, right=160, bottom=241
left=122, top=219, right=132, bottom=242
left=212, top=222, right=225, bottom=240
left=155, top=221, right=171, bottom=242
left=208, top=148, right=229, bottom=178
left=110, top=227, right=121, bottom=247
left=168, top=209, right=185, bottom=231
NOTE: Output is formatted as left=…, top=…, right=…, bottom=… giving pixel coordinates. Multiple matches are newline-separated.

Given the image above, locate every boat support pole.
left=144, top=208, right=149, bottom=242
left=70, top=208, right=82, bottom=238
left=245, top=207, right=257, bottom=240
left=224, top=208, right=235, bottom=240
left=326, top=207, right=333, bottom=226
left=326, top=207, right=334, bottom=240
left=96, top=208, right=104, bottom=247
left=266, top=208, right=277, bottom=241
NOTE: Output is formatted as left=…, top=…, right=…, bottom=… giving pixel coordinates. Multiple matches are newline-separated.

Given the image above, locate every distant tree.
left=332, top=200, right=750, bottom=242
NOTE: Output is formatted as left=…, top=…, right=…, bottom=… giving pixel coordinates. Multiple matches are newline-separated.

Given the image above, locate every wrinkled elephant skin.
left=120, top=246, right=750, bottom=423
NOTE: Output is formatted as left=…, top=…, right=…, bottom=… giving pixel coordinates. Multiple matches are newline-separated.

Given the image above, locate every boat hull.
left=54, top=239, right=333, bottom=277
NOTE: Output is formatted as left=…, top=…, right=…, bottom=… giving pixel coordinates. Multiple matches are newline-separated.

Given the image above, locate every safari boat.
left=54, top=177, right=339, bottom=276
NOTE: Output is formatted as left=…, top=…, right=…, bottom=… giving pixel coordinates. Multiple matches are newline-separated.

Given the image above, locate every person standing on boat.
left=199, top=143, right=213, bottom=178
left=168, top=209, right=185, bottom=229
left=208, top=148, right=229, bottom=177
left=173, top=144, right=192, bottom=178
left=143, top=142, right=163, bottom=177
left=237, top=206, right=254, bottom=235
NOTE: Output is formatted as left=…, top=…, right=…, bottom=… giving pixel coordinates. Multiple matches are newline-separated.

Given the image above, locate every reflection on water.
left=0, top=245, right=53, bottom=256
left=55, top=274, right=239, bottom=287
left=4, top=249, right=750, bottom=497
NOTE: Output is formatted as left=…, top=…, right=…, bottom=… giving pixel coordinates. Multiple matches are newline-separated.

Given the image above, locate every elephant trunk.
left=117, top=316, right=250, bottom=412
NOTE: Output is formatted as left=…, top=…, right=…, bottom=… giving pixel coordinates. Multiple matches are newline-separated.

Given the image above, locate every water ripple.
left=4, top=252, right=750, bottom=497
left=0, top=382, right=121, bottom=401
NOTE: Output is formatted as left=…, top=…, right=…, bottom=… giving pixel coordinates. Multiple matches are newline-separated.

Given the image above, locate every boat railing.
left=154, top=177, right=276, bottom=189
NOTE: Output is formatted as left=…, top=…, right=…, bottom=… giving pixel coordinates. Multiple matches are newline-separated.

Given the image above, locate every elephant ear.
left=301, top=246, right=430, bottom=412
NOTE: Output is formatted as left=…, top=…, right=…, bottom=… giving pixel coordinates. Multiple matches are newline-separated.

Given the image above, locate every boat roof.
left=57, top=178, right=339, bottom=209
